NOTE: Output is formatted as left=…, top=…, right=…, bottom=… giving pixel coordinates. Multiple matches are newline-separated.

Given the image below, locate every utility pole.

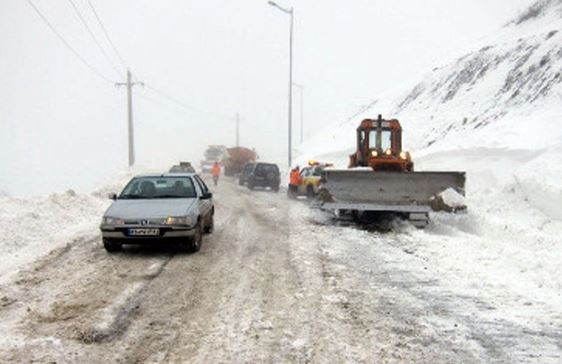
left=268, top=1, right=294, bottom=168
left=293, top=82, right=304, bottom=143
left=236, top=113, right=240, bottom=147
left=288, top=8, right=294, bottom=167
left=116, top=69, right=143, bottom=167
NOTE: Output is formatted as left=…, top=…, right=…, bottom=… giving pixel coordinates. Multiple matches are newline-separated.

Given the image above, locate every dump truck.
left=222, top=147, right=257, bottom=176
left=317, top=115, right=466, bottom=226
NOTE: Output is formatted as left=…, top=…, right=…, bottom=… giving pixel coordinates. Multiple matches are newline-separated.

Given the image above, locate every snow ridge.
left=394, top=1, right=562, bottom=150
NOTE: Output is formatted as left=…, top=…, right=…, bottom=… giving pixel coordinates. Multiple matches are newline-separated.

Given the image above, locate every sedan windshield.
left=119, top=176, right=197, bottom=199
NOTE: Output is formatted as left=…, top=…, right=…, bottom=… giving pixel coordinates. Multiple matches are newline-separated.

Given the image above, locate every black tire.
left=189, top=223, right=203, bottom=252
left=204, top=213, right=214, bottom=234
left=272, top=185, right=279, bottom=192
left=103, top=238, right=121, bottom=252
left=306, top=185, right=315, bottom=199
left=247, top=181, right=255, bottom=190
left=238, top=179, right=243, bottom=186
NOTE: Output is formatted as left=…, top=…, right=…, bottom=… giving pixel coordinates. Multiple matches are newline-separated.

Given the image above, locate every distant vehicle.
left=242, top=162, right=280, bottom=192
left=223, top=147, right=257, bottom=176
left=238, top=162, right=256, bottom=186
left=297, top=161, right=333, bottom=199
left=169, top=162, right=196, bottom=174
left=200, top=161, right=214, bottom=174
left=100, top=173, right=214, bottom=253
left=201, top=145, right=227, bottom=173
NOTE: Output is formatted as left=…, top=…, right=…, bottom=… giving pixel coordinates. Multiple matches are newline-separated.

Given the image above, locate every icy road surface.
left=0, top=178, right=560, bottom=363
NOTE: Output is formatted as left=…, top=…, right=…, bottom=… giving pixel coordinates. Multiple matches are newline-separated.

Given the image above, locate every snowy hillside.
left=302, top=0, right=562, bottom=159
left=395, top=0, right=562, bottom=152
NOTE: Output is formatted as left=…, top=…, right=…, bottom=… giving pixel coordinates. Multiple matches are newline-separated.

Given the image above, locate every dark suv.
left=239, top=163, right=255, bottom=186
left=240, top=163, right=280, bottom=192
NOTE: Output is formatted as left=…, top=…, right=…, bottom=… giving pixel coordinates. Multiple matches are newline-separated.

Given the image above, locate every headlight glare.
left=371, top=150, right=378, bottom=157
left=384, top=149, right=392, bottom=156
left=399, top=151, right=408, bottom=159
left=166, top=216, right=193, bottom=226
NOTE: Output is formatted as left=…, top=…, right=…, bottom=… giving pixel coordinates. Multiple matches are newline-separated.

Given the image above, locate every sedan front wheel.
left=188, top=223, right=203, bottom=252
left=103, top=238, right=122, bottom=252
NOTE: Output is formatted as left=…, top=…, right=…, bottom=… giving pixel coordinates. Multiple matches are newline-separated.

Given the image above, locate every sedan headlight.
left=166, top=216, right=194, bottom=226
left=102, top=217, right=124, bottom=225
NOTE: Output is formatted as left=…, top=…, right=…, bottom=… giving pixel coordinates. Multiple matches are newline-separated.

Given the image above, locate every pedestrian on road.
left=288, top=165, right=301, bottom=198
left=211, top=161, right=221, bottom=186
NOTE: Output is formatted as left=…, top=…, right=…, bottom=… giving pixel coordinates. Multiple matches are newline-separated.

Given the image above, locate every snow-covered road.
left=0, top=177, right=560, bottom=363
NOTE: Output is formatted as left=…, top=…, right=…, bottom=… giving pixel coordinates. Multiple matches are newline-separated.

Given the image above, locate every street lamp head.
left=268, top=1, right=292, bottom=14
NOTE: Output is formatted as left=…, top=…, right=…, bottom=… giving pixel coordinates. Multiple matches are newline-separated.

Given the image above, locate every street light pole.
left=293, top=82, right=304, bottom=143
left=268, top=1, right=294, bottom=168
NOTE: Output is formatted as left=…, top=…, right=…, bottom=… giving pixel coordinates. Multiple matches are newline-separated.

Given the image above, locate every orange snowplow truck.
left=349, top=115, right=414, bottom=172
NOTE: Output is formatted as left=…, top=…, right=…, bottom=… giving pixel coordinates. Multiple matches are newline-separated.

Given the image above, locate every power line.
left=25, top=0, right=115, bottom=83
left=66, top=0, right=123, bottom=77
left=143, top=83, right=232, bottom=121
left=86, top=0, right=128, bottom=69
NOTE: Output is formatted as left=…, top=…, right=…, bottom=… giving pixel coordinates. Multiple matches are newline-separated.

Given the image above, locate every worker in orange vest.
left=288, top=166, right=301, bottom=198
left=211, top=161, right=221, bottom=186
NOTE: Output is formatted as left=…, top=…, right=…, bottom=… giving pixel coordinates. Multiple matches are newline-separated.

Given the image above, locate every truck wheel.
left=272, top=185, right=279, bottom=192
left=248, top=181, right=255, bottom=190
left=103, top=238, right=121, bottom=252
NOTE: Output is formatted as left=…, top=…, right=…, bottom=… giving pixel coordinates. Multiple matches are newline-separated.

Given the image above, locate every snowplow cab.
left=349, top=115, right=414, bottom=172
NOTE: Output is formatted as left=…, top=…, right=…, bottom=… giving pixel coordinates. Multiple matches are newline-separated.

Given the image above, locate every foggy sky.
left=0, top=0, right=532, bottom=195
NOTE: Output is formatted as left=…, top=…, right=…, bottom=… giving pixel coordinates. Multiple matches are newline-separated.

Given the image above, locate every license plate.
left=128, top=228, right=160, bottom=236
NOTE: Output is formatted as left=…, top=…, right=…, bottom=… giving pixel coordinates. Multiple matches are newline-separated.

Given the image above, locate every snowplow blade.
left=318, top=169, right=466, bottom=213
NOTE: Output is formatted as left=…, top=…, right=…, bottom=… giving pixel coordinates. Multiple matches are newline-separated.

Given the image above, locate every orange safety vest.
left=211, top=164, right=221, bottom=176
left=289, top=169, right=301, bottom=186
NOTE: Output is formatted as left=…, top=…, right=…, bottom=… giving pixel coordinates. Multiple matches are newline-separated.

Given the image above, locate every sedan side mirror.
left=108, top=193, right=117, bottom=200
left=201, top=192, right=213, bottom=200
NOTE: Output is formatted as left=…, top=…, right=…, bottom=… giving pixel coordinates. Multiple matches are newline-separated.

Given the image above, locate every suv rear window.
left=255, top=164, right=279, bottom=175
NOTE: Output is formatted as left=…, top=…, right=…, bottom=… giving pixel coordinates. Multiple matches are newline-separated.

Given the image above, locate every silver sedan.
left=100, top=173, right=214, bottom=252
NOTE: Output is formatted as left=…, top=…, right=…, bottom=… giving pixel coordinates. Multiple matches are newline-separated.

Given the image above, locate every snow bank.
left=0, top=171, right=134, bottom=284
left=0, top=191, right=107, bottom=283
left=516, top=146, right=562, bottom=220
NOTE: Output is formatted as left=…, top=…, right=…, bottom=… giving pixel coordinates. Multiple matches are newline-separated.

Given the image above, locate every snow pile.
left=0, top=171, right=134, bottom=283
left=516, top=145, right=562, bottom=219
left=439, top=188, right=466, bottom=207
left=0, top=191, right=108, bottom=282
left=430, top=187, right=467, bottom=212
